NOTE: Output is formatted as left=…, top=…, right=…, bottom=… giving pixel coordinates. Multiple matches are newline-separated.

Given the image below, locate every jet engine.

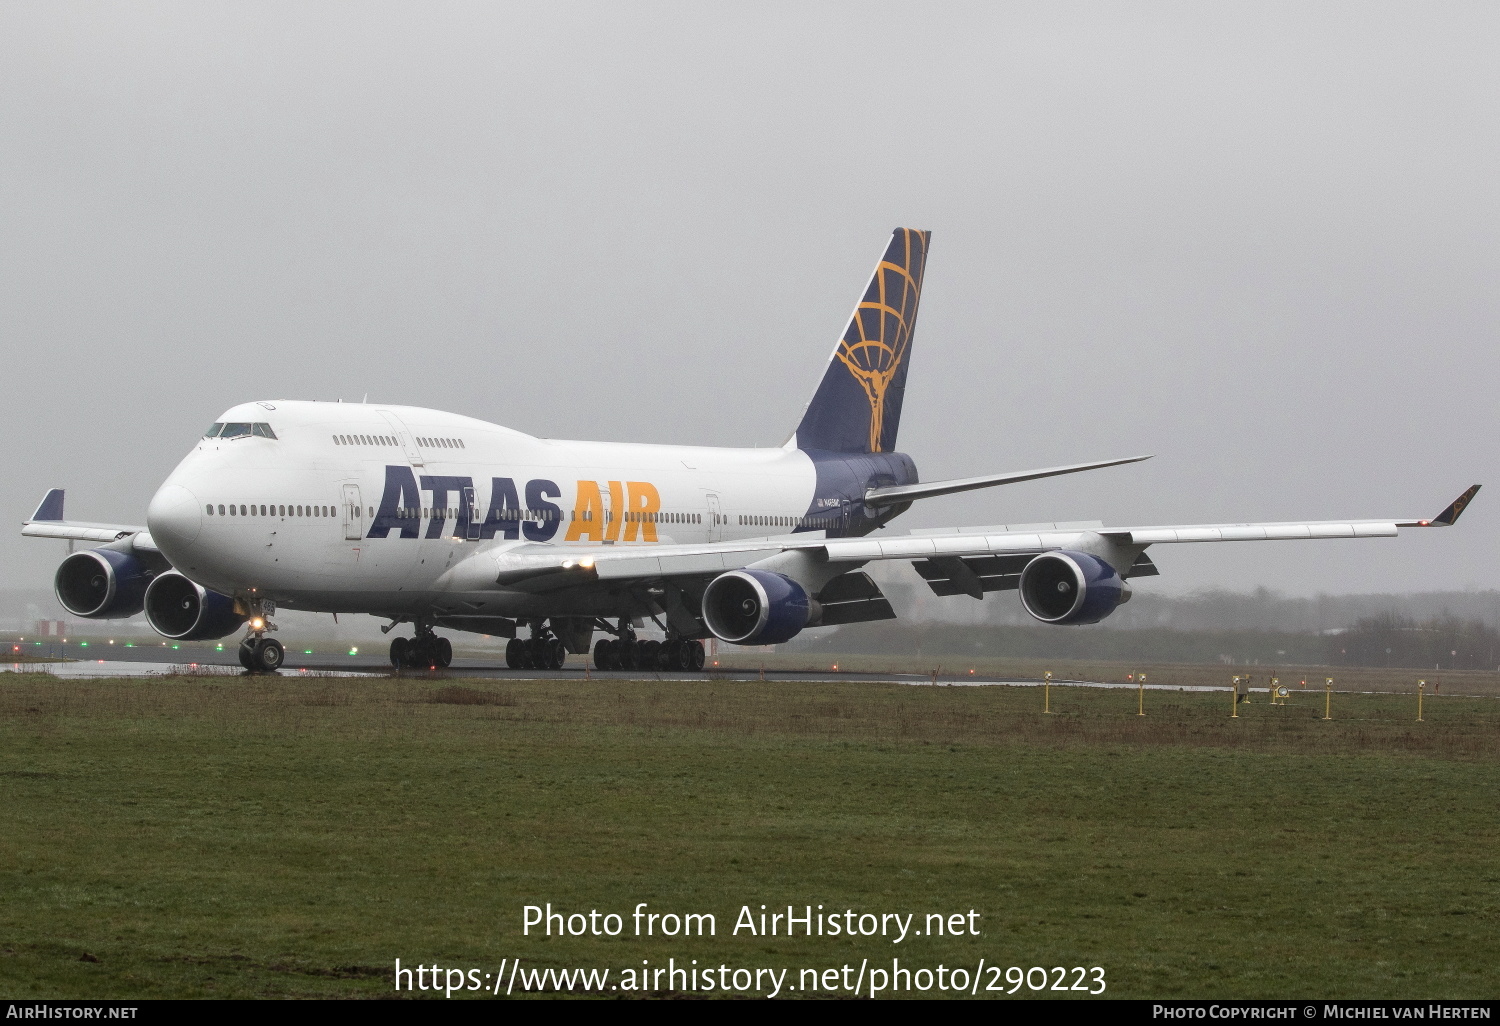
left=701, top=569, right=814, bottom=645
left=144, top=571, right=245, bottom=640
left=54, top=549, right=154, bottom=619
left=1018, top=550, right=1131, bottom=625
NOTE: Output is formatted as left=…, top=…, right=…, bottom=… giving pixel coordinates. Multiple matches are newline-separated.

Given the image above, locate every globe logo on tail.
left=833, top=230, right=928, bottom=453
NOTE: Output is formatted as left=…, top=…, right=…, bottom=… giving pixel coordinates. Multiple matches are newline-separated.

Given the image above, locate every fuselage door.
left=706, top=493, right=723, bottom=542
left=343, top=483, right=364, bottom=541
left=463, top=485, right=480, bottom=540
left=378, top=411, right=423, bottom=467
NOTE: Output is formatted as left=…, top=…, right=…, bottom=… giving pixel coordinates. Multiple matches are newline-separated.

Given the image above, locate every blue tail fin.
left=793, top=228, right=931, bottom=453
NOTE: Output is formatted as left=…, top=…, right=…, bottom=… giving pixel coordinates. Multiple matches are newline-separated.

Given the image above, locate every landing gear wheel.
left=617, top=639, right=637, bottom=672
left=548, top=638, right=566, bottom=670
left=389, top=637, right=410, bottom=669
left=690, top=640, right=705, bottom=671
left=252, top=637, right=285, bottom=673
left=593, top=638, right=613, bottom=671
left=506, top=638, right=524, bottom=669
left=410, top=637, right=435, bottom=669
left=238, top=640, right=256, bottom=670
left=434, top=636, right=453, bottom=668
left=639, top=640, right=660, bottom=671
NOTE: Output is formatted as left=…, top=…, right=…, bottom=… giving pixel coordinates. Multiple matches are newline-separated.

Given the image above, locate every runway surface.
left=6, top=655, right=1234, bottom=691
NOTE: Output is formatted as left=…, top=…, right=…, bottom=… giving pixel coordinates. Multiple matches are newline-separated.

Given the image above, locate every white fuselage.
left=146, top=400, right=836, bottom=618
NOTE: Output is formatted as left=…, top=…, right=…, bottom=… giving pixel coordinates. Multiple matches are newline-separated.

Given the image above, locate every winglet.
left=30, top=489, right=64, bottom=522
left=1430, top=485, right=1480, bottom=526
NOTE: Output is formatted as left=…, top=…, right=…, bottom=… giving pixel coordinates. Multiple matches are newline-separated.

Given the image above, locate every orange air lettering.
left=565, top=481, right=605, bottom=542
left=604, top=481, right=625, bottom=542
left=624, top=482, right=661, bottom=542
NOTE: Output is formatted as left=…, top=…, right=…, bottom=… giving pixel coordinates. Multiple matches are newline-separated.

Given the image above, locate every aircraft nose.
left=147, top=483, right=203, bottom=552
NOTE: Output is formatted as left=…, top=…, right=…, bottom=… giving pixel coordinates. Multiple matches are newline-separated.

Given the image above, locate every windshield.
left=206, top=421, right=277, bottom=441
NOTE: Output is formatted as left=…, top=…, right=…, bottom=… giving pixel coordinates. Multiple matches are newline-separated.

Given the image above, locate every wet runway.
left=6, top=655, right=1230, bottom=691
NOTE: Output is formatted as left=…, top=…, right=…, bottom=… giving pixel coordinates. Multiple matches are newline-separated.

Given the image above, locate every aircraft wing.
left=20, top=489, right=156, bottom=550
left=483, top=485, right=1480, bottom=591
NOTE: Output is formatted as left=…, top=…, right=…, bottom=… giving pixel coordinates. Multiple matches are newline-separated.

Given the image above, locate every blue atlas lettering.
left=419, top=475, right=474, bottom=539
left=524, top=479, right=562, bottom=541
left=480, top=478, right=522, bottom=540
left=368, top=465, right=422, bottom=538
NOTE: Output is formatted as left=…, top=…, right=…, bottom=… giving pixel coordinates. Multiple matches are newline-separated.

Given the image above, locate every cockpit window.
left=219, top=423, right=252, bottom=438
left=204, top=423, right=224, bottom=438
left=252, top=422, right=278, bottom=439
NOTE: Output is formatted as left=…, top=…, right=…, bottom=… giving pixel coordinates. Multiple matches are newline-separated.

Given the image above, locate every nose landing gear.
left=237, top=607, right=284, bottom=673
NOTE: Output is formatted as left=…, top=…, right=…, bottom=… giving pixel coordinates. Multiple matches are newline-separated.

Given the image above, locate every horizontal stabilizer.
left=864, top=455, right=1151, bottom=506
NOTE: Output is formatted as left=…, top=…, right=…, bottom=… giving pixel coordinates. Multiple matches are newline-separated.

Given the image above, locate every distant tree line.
left=789, top=612, right=1500, bottom=670
left=1327, top=613, right=1500, bottom=671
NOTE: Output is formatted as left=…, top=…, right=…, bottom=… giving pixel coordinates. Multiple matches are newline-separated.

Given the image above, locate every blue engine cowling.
left=701, top=569, right=811, bottom=645
left=144, top=571, right=246, bottom=640
left=1018, top=550, right=1130, bottom=625
left=54, top=549, right=153, bottom=619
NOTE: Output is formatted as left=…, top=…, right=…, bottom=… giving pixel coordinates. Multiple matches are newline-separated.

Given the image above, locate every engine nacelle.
left=1018, top=550, right=1131, bottom=625
left=54, top=549, right=153, bottom=619
left=701, top=569, right=812, bottom=645
left=144, top=572, right=245, bottom=640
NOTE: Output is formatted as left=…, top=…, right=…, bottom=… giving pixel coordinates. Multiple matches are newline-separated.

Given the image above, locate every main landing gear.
left=593, top=636, right=705, bottom=672
left=237, top=610, right=284, bottom=673
left=505, top=622, right=567, bottom=670
left=389, top=628, right=453, bottom=670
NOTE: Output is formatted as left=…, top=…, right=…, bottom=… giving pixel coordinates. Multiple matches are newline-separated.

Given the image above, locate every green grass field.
left=1, top=671, right=1497, bottom=999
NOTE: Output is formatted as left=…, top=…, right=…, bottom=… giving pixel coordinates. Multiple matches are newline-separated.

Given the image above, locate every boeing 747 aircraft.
left=23, top=229, right=1479, bottom=672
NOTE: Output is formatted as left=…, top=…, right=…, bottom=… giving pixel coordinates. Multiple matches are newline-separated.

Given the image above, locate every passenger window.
left=215, top=504, right=223, bottom=515
left=229, top=505, right=236, bottom=516
left=204, top=423, right=224, bottom=438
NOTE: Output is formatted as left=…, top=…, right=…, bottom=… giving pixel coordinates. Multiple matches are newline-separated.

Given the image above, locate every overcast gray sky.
left=2, top=1, right=1495, bottom=598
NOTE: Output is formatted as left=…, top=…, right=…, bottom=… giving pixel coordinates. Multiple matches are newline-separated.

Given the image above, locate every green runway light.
left=80, top=642, right=88, bottom=647
left=348, top=647, right=358, bottom=656
left=304, top=650, right=313, bottom=655
left=125, top=643, right=134, bottom=648
left=216, top=644, right=223, bottom=651
left=172, top=644, right=180, bottom=650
